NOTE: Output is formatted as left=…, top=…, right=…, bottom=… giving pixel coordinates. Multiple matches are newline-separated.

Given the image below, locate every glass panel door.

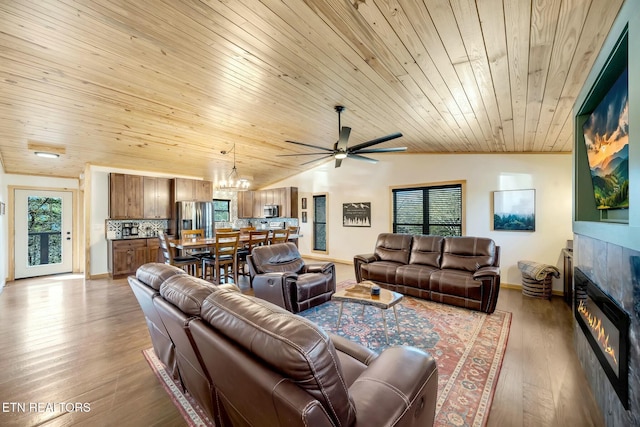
left=14, top=190, right=73, bottom=279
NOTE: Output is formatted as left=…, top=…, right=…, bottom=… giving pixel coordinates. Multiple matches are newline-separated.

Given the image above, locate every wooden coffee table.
left=332, top=281, right=403, bottom=343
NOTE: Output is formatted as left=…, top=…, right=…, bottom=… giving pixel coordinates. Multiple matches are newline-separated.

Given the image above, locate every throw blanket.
left=517, top=260, right=560, bottom=281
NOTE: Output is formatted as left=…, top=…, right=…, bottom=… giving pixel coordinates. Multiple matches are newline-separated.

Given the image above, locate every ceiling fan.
left=279, top=105, right=406, bottom=168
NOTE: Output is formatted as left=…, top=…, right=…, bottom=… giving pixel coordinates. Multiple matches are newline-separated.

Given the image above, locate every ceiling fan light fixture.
left=334, top=152, right=347, bottom=159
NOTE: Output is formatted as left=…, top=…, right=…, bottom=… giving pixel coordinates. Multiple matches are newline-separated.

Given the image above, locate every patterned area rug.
left=299, top=282, right=511, bottom=427
left=143, top=282, right=511, bottom=427
left=142, top=348, right=214, bottom=427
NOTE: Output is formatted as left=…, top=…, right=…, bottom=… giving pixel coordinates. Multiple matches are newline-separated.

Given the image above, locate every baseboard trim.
left=90, top=273, right=110, bottom=280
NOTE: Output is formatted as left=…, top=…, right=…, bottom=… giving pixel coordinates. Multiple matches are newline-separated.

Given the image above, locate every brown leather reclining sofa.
left=129, top=262, right=439, bottom=426
left=354, top=233, right=501, bottom=313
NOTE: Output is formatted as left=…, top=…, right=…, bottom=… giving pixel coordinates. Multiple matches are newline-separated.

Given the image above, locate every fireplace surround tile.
left=574, top=234, right=639, bottom=426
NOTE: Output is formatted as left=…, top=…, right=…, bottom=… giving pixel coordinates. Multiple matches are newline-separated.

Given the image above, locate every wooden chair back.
left=158, top=232, right=175, bottom=263
left=182, top=229, right=205, bottom=239
left=239, top=226, right=256, bottom=235
left=208, top=231, right=241, bottom=284
left=287, top=226, right=300, bottom=235
left=246, top=230, right=269, bottom=252
left=270, top=229, right=290, bottom=245
left=216, top=227, right=233, bottom=233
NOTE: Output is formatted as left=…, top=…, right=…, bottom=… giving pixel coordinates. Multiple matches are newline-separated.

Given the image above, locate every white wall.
left=268, top=153, right=573, bottom=291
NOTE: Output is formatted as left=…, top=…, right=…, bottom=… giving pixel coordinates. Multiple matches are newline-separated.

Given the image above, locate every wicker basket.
left=521, top=274, right=553, bottom=299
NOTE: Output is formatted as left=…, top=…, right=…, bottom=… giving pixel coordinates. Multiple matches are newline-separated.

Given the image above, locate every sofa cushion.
left=136, top=262, right=186, bottom=290
left=373, top=233, right=412, bottom=264
left=440, top=237, right=496, bottom=272
left=396, top=264, right=438, bottom=290
left=429, top=269, right=483, bottom=301
left=361, top=261, right=403, bottom=283
left=159, top=274, right=216, bottom=316
left=250, top=242, right=305, bottom=274
left=409, top=235, right=444, bottom=267
left=200, top=290, right=356, bottom=427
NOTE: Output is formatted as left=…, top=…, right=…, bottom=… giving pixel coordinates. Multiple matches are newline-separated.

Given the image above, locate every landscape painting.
left=493, top=189, right=535, bottom=231
left=582, top=67, right=629, bottom=210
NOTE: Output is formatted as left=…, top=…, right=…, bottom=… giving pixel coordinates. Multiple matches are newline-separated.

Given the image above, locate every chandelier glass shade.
left=218, top=144, right=250, bottom=191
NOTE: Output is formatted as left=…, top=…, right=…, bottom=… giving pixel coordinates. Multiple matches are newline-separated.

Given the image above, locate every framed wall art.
left=301, top=197, right=307, bottom=210
left=493, top=189, right=535, bottom=231
left=301, top=211, right=307, bottom=223
left=343, top=202, right=371, bottom=227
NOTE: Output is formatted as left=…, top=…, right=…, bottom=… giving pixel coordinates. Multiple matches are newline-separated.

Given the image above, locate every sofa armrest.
left=353, top=253, right=378, bottom=282
left=350, top=346, right=438, bottom=427
left=304, top=262, right=334, bottom=275
left=473, top=266, right=500, bottom=279
left=330, top=333, right=378, bottom=365
left=253, top=272, right=298, bottom=311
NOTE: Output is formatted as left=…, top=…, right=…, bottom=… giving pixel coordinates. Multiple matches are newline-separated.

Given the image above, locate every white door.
left=14, top=189, right=73, bottom=279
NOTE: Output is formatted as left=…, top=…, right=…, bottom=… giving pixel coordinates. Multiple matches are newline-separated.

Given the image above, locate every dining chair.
left=216, top=227, right=233, bottom=233
left=202, top=232, right=240, bottom=284
left=239, top=226, right=256, bottom=235
left=237, top=230, right=270, bottom=286
left=287, top=225, right=300, bottom=235
left=158, top=232, right=200, bottom=276
left=269, top=229, right=289, bottom=245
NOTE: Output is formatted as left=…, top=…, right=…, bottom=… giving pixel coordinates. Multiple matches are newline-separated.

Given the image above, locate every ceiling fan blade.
left=352, top=146, right=407, bottom=154
left=284, top=140, right=335, bottom=152
left=346, top=153, right=378, bottom=164
left=300, top=154, right=333, bottom=166
left=337, top=126, right=351, bottom=152
left=276, top=152, right=334, bottom=157
left=347, top=132, right=403, bottom=152
left=335, top=157, right=343, bottom=168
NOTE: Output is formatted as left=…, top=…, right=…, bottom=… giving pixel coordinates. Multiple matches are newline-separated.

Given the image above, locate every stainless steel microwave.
left=264, top=205, right=279, bottom=218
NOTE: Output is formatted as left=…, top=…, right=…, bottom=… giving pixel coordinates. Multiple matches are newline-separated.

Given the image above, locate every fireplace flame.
left=577, top=301, right=618, bottom=367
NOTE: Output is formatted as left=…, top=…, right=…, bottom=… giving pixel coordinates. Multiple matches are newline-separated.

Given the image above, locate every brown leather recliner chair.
left=127, top=262, right=187, bottom=380
left=190, top=289, right=439, bottom=427
left=247, top=242, right=336, bottom=313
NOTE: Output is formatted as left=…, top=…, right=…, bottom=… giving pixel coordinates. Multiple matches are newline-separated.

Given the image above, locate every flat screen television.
left=582, top=67, right=629, bottom=210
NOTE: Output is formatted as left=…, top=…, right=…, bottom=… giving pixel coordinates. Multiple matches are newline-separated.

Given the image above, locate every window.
left=313, top=194, right=327, bottom=251
left=392, top=183, right=463, bottom=236
left=212, top=199, right=230, bottom=222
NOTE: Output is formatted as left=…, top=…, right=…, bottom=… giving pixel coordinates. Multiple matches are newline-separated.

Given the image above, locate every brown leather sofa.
left=354, top=233, right=501, bottom=313
left=247, top=242, right=336, bottom=313
left=129, top=263, right=439, bottom=427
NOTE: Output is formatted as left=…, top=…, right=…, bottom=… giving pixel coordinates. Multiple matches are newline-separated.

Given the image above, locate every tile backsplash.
left=105, top=219, right=169, bottom=239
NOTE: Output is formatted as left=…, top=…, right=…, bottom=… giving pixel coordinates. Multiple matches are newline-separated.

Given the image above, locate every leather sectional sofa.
left=354, top=233, right=501, bottom=313
left=129, top=262, right=438, bottom=426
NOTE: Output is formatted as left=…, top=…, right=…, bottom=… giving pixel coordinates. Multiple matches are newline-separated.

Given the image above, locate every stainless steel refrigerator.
left=176, top=201, right=214, bottom=238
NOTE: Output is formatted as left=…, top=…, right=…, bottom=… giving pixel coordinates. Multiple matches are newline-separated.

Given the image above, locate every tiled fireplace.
left=573, top=234, right=639, bottom=426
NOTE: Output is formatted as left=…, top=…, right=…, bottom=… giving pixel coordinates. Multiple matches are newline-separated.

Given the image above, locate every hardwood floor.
left=0, top=264, right=604, bottom=427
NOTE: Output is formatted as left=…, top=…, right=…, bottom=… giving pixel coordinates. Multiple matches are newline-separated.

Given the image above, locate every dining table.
left=171, top=232, right=300, bottom=251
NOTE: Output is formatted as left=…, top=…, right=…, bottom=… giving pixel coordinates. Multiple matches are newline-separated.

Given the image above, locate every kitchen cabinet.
left=109, top=173, right=144, bottom=219
left=249, top=187, right=298, bottom=218
left=109, top=238, right=163, bottom=277
left=174, top=178, right=213, bottom=201
left=147, top=237, right=162, bottom=263
left=238, top=191, right=255, bottom=218
left=109, top=239, right=148, bottom=277
left=143, top=177, right=172, bottom=219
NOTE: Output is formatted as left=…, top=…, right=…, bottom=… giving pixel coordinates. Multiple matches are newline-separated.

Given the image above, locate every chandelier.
left=218, top=143, right=250, bottom=191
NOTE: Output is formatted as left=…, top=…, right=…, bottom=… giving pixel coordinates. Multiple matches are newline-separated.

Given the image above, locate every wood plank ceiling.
left=0, top=0, right=624, bottom=188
